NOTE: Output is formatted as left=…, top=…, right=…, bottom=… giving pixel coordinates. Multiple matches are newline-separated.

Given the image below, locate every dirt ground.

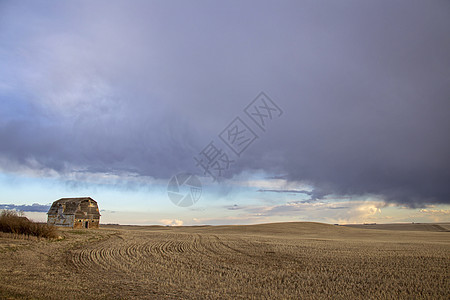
left=0, top=222, right=449, bottom=299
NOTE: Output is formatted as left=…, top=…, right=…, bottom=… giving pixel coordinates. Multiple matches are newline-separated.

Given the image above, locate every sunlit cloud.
left=160, top=219, right=184, bottom=226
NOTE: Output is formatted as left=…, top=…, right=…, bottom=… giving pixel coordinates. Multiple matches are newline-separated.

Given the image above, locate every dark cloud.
left=0, top=0, right=449, bottom=206
left=225, top=204, right=243, bottom=211
left=257, top=189, right=312, bottom=195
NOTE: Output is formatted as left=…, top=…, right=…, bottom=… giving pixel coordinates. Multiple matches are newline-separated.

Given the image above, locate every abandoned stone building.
left=47, top=197, right=100, bottom=228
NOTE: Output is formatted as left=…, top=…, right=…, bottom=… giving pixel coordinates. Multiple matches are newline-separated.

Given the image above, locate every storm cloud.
left=0, top=0, right=449, bottom=206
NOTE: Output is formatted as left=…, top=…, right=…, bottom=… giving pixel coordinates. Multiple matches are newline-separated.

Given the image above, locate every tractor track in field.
left=66, top=231, right=253, bottom=274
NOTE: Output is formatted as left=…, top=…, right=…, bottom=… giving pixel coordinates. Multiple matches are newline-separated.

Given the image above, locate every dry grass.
left=0, top=222, right=448, bottom=299
left=0, top=210, right=58, bottom=239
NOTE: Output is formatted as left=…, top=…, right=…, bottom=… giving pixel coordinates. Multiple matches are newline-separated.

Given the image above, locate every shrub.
left=0, top=210, right=58, bottom=239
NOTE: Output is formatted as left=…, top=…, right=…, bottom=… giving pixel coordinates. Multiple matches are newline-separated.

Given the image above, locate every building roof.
left=47, top=197, right=100, bottom=217
left=53, top=197, right=97, bottom=204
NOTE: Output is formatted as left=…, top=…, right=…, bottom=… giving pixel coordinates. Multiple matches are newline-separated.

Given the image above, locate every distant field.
left=0, top=222, right=449, bottom=299
left=343, top=222, right=450, bottom=232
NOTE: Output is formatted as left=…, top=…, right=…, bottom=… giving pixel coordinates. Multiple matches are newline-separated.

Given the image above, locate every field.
left=0, top=222, right=449, bottom=299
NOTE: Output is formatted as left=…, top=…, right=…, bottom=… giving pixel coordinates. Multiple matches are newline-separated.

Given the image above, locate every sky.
left=0, top=0, right=449, bottom=225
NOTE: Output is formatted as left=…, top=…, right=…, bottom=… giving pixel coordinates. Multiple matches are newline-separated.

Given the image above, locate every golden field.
left=0, top=222, right=449, bottom=299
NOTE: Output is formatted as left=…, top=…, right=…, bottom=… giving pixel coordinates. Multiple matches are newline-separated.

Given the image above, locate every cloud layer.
left=1, top=0, right=449, bottom=207
left=0, top=203, right=50, bottom=213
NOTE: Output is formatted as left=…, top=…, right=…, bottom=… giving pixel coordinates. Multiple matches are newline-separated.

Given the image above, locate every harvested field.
left=0, top=222, right=449, bottom=299
left=344, top=222, right=450, bottom=232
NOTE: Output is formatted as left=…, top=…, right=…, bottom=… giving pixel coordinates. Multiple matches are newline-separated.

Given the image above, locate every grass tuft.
left=0, top=210, right=58, bottom=239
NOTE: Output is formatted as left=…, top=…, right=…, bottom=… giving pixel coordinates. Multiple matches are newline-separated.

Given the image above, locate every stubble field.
left=0, top=222, right=449, bottom=299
